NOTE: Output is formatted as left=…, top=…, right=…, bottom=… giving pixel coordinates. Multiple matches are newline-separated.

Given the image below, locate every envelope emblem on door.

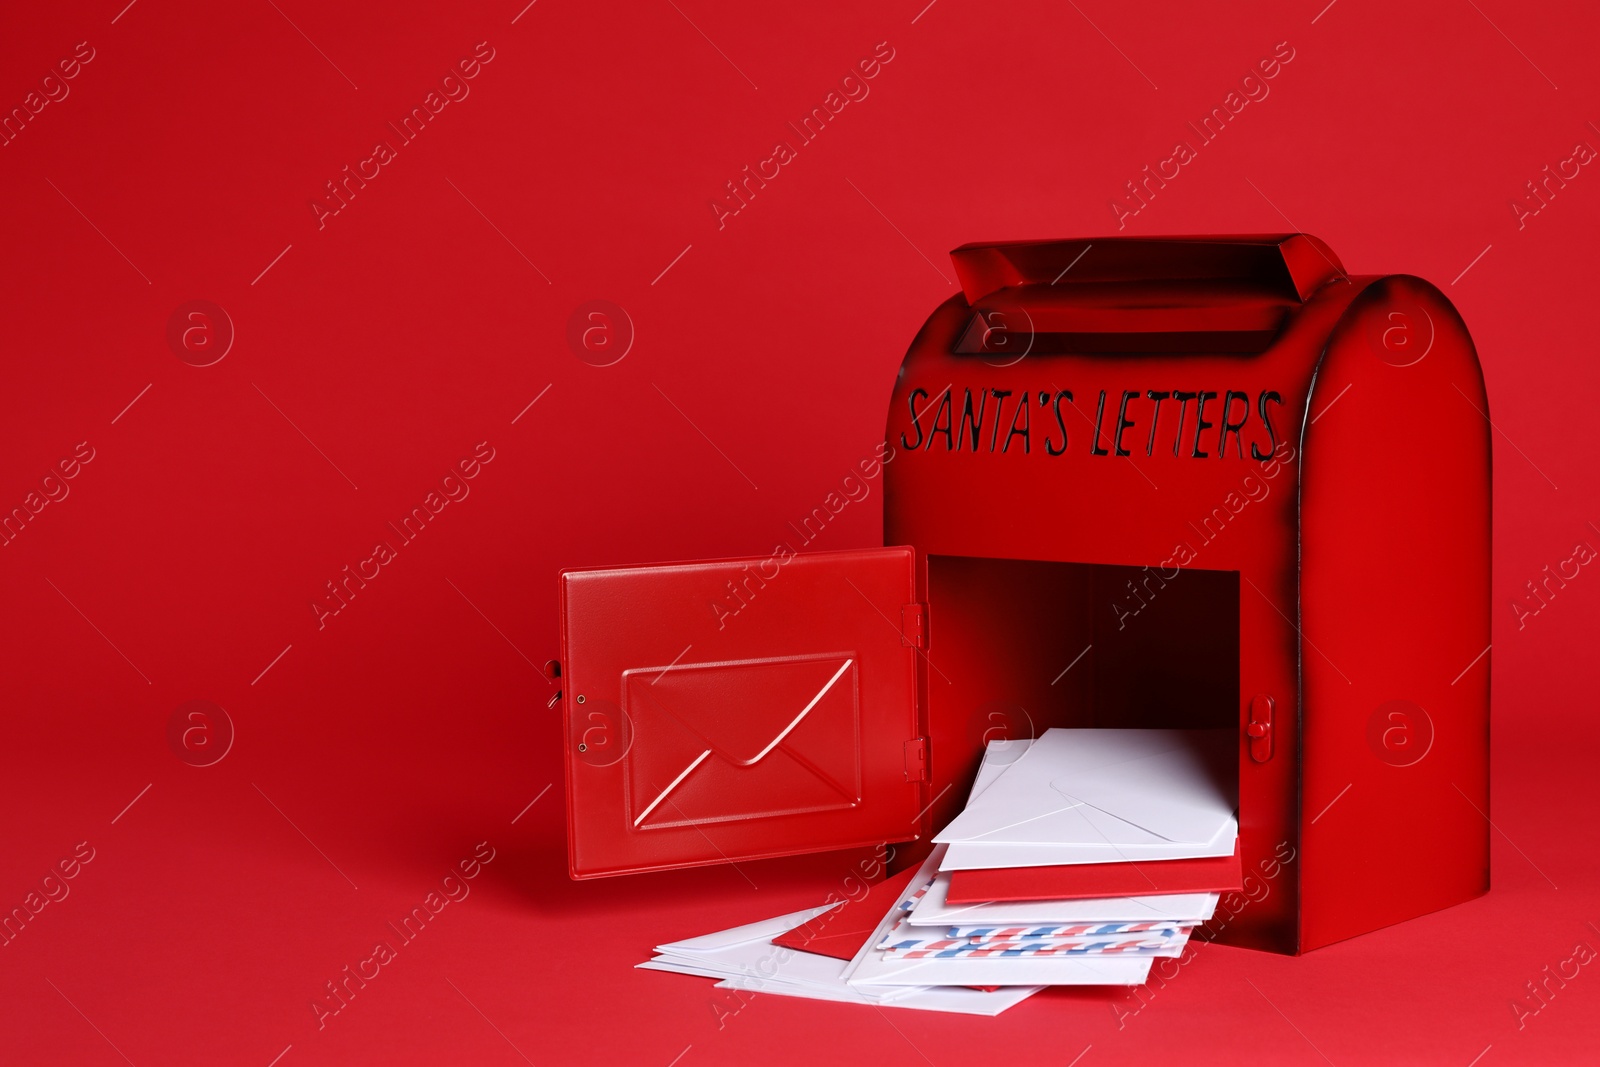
left=622, top=653, right=862, bottom=830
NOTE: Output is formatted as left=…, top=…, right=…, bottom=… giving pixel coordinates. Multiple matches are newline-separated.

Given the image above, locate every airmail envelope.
left=623, top=655, right=860, bottom=829
left=843, top=847, right=1155, bottom=989
left=934, top=728, right=1236, bottom=870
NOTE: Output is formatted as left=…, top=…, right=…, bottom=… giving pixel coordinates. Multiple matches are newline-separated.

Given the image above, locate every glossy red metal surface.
left=559, top=234, right=1491, bottom=956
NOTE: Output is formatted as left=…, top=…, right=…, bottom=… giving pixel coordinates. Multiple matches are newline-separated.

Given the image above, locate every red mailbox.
left=557, top=234, right=1491, bottom=955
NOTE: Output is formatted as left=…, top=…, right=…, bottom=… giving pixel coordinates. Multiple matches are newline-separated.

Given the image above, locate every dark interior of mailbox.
left=925, top=555, right=1240, bottom=818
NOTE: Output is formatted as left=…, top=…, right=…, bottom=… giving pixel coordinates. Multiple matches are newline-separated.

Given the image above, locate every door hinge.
left=900, top=603, right=926, bottom=648
left=903, top=737, right=928, bottom=782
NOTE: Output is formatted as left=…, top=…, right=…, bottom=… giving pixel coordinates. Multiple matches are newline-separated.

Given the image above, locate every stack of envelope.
left=641, top=728, right=1240, bottom=1014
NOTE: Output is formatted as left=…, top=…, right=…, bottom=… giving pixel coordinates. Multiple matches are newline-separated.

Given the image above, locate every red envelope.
left=771, top=868, right=918, bottom=962
left=943, top=841, right=1244, bottom=904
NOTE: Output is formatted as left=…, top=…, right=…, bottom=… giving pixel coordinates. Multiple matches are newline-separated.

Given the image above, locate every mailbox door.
left=559, top=546, right=928, bottom=879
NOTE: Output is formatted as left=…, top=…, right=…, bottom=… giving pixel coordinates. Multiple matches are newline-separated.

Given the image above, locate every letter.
left=41, top=876, right=69, bottom=903
left=23, top=893, right=47, bottom=915
left=857, top=56, right=882, bottom=79
left=1274, top=841, right=1296, bottom=863
left=41, top=76, right=69, bottom=103
left=1222, top=91, right=1247, bottom=114
left=398, top=509, right=427, bottom=540
left=1241, top=74, right=1269, bottom=102
left=1003, top=391, right=1030, bottom=453
left=56, top=855, right=82, bottom=879
left=1218, top=390, right=1250, bottom=458
left=738, top=163, right=767, bottom=200
left=422, top=891, right=448, bottom=915
left=1143, top=390, right=1171, bottom=455
left=1174, top=542, right=1197, bottom=566
left=356, top=156, right=380, bottom=181
left=1258, top=854, right=1282, bottom=880
left=841, top=75, right=870, bottom=103
left=773, top=542, right=797, bottom=565
left=925, top=388, right=954, bottom=451
left=1112, top=390, right=1139, bottom=456
left=339, top=964, right=367, bottom=999
left=1223, top=491, right=1247, bottom=515
left=1138, top=566, right=1167, bottom=600
left=457, top=456, right=483, bottom=479
left=474, top=441, right=496, bottom=464
left=1113, top=600, right=1138, bottom=631
left=1173, top=141, right=1198, bottom=165
left=1090, top=390, right=1112, bottom=455
left=57, top=455, right=82, bottom=479
left=1539, top=563, right=1568, bottom=600
left=1190, top=391, right=1219, bottom=457
left=1122, top=178, right=1149, bottom=208
left=1576, top=941, right=1597, bottom=965
left=357, top=555, right=381, bottom=581
left=1274, top=40, right=1295, bottom=63
left=1199, top=107, right=1229, bottom=139
left=1539, top=963, right=1567, bottom=999
left=712, top=598, right=737, bottom=630
left=474, top=41, right=497, bottom=63
left=354, top=954, right=381, bottom=981
left=1, top=108, right=29, bottom=143
left=422, top=91, right=448, bottom=115
left=458, top=855, right=482, bottom=880
left=1111, top=195, right=1138, bottom=229
left=57, top=56, right=82, bottom=79
left=1538, top=164, right=1567, bottom=200
left=1139, top=163, right=1167, bottom=199
left=339, top=565, right=367, bottom=600
left=1557, top=553, right=1581, bottom=581
left=311, top=197, right=339, bottom=229
left=1257, top=56, right=1281, bottom=79
left=373, top=141, right=397, bottom=165
left=312, top=598, right=338, bottom=630
left=900, top=387, right=929, bottom=449
left=755, top=154, right=781, bottom=181
left=1046, top=390, right=1072, bottom=456
left=457, top=56, right=482, bottom=79
left=1557, top=154, right=1581, bottom=181
left=41, top=475, right=69, bottom=503
left=442, top=475, right=469, bottom=503
left=2, top=507, right=29, bottom=541
left=1110, top=997, right=1140, bottom=1030
left=772, top=141, right=797, bottom=165
left=373, top=941, right=398, bottom=965
left=442, top=75, right=470, bottom=103
left=956, top=387, right=988, bottom=451
left=422, top=493, right=448, bottom=516
left=336, top=163, right=369, bottom=197
left=1510, top=597, right=1538, bottom=631
left=874, top=41, right=896, bottom=63
left=74, top=441, right=95, bottom=463
left=1575, top=541, right=1597, bottom=566
left=1250, top=391, right=1283, bottom=460
left=474, top=840, right=496, bottom=863
left=2, top=908, right=29, bottom=940
left=1576, top=142, right=1598, bottom=166
left=312, top=996, right=340, bottom=1030
left=841, top=474, right=869, bottom=502
left=373, top=542, right=397, bottom=565
left=1557, top=954, right=1581, bottom=981
left=797, top=107, right=829, bottom=140
left=1170, top=391, right=1198, bottom=455
left=23, top=492, right=46, bottom=515
left=840, top=875, right=867, bottom=902
left=1242, top=474, right=1270, bottom=503
left=75, top=41, right=96, bottom=63
left=710, top=997, right=739, bottom=1029
left=1157, top=153, right=1181, bottom=180
left=22, top=92, right=47, bottom=115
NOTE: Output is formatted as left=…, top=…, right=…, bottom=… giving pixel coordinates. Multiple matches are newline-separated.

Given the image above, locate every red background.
left=3, top=1, right=1597, bottom=1064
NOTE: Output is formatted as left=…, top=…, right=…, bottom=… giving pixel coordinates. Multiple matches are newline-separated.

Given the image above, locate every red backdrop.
left=3, top=1, right=1597, bottom=1064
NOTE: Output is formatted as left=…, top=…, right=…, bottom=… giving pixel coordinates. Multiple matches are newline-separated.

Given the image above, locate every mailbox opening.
left=924, top=554, right=1239, bottom=825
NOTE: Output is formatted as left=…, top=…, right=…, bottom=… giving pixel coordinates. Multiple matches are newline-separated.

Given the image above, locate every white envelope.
left=842, top=846, right=1154, bottom=989
left=712, top=974, right=1041, bottom=1016
left=905, top=871, right=1220, bottom=926
left=934, top=728, right=1236, bottom=869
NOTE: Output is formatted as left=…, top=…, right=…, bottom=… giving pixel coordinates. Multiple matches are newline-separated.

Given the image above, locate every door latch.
left=1247, top=694, right=1274, bottom=763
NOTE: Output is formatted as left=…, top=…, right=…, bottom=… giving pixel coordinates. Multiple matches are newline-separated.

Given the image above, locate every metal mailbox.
left=557, top=234, right=1491, bottom=955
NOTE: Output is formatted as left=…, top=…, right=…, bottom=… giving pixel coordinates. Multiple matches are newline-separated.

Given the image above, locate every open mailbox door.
left=559, top=546, right=929, bottom=879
